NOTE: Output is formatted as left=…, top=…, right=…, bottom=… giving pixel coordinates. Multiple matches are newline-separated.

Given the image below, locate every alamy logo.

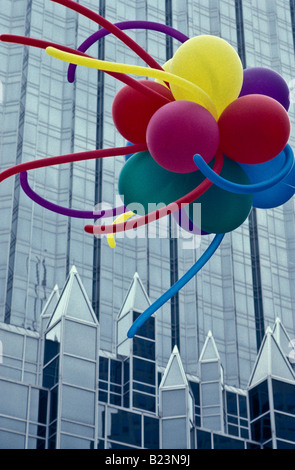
left=93, top=197, right=203, bottom=250
left=288, top=339, right=295, bottom=364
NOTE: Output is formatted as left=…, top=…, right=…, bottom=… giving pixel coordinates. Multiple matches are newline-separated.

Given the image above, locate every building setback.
left=0, top=268, right=294, bottom=449
left=0, top=0, right=295, bottom=449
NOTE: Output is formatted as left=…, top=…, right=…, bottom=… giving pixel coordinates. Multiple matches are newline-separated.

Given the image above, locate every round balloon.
left=112, top=80, right=174, bottom=144
left=238, top=145, right=295, bottom=209
left=239, top=67, right=290, bottom=111
left=218, top=94, right=291, bottom=164
left=146, top=100, right=219, bottom=173
left=169, top=35, right=243, bottom=117
left=185, top=156, right=253, bottom=234
left=118, top=150, right=214, bottom=215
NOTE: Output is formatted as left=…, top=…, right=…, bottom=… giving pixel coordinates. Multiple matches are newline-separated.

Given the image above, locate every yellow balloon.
left=170, top=35, right=244, bottom=117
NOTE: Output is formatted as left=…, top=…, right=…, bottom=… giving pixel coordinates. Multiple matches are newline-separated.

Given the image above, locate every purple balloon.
left=239, top=67, right=290, bottom=111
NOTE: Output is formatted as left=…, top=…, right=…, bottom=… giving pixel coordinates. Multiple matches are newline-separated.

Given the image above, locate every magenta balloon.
left=239, top=67, right=290, bottom=111
left=146, top=100, right=219, bottom=173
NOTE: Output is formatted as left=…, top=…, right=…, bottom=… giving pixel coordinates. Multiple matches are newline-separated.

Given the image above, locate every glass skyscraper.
left=0, top=0, right=295, bottom=450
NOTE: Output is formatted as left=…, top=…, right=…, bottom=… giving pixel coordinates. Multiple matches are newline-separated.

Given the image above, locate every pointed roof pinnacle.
left=46, top=265, right=98, bottom=329
left=118, top=272, right=151, bottom=319
left=248, top=326, right=295, bottom=388
left=160, top=345, right=188, bottom=388
left=199, top=330, right=220, bottom=362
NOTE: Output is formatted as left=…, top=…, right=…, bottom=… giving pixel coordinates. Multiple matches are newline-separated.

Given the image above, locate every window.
left=44, top=338, right=60, bottom=365
left=251, top=413, right=271, bottom=443
left=133, top=357, right=155, bottom=385
left=0, top=380, right=28, bottom=419
left=238, top=395, right=248, bottom=419
left=133, top=392, right=155, bottom=413
left=226, top=391, right=238, bottom=415
left=196, top=430, right=211, bottom=449
left=107, top=408, right=141, bottom=447
left=98, top=357, right=122, bottom=407
left=133, top=336, right=155, bottom=361
left=275, top=413, right=295, bottom=442
left=272, top=380, right=295, bottom=415
left=133, top=311, right=155, bottom=340
left=144, top=416, right=159, bottom=449
left=189, top=381, right=201, bottom=426
left=43, top=357, right=59, bottom=389
left=99, top=357, right=108, bottom=381
left=249, top=381, right=269, bottom=420
left=213, top=433, right=245, bottom=449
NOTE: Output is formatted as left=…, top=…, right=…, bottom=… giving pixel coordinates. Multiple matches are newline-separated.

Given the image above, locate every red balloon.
left=218, top=94, right=291, bottom=164
left=112, top=80, right=174, bottom=144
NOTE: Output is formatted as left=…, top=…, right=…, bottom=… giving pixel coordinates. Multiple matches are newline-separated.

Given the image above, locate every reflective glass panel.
left=61, top=386, right=95, bottom=425
left=133, top=358, right=155, bottom=385
left=189, top=381, right=200, bottom=406
left=144, top=416, right=159, bottom=449
left=133, top=311, right=155, bottom=340
left=251, top=413, right=271, bottom=443
left=249, top=381, right=269, bottom=420
left=213, top=434, right=244, bottom=449
left=0, top=380, right=28, bottom=419
left=277, top=439, right=295, bottom=449
left=226, top=391, right=238, bottom=415
left=196, top=430, right=211, bottom=449
left=275, top=412, right=295, bottom=442
left=162, top=389, right=186, bottom=416
left=110, top=360, right=122, bottom=385
left=133, top=391, right=155, bottom=413
left=107, top=408, right=141, bottom=447
left=272, top=380, right=295, bottom=415
left=42, top=358, right=59, bottom=389
left=99, top=357, right=109, bottom=381
left=44, top=337, right=60, bottom=365
left=0, top=430, right=25, bottom=449
left=162, top=418, right=187, bottom=449
left=29, top=388, right=48, bottom=424
left=133, top=336, right=155, bottom=361
left=238, top=395, right=248, bottom=419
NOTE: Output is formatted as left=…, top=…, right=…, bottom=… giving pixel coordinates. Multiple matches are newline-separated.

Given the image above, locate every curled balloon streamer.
left=85, top=153, right=224, bottom=235
left=45, top=46, right=218, bottom=119
left=127, top=233, right=225, bottom=338
left=51, top=0, right=164, bottom=72
left=193, top=144, right=294, bottom=194
left=107, top=211, right=135, bottom=248
left=0, top=35, right=169, bottom=104
left=0, top=143, right=147, bottom=184
left=67, top=20, right=189, bottom=83
left=19, top=171, right=126, bottom=219
left=2, top=1, right=293, bottom=340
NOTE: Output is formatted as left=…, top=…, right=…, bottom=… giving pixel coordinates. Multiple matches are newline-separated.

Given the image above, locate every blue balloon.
left=125, top=141, right=134, bottom=161
left=238, top=145, right=295, bottom=209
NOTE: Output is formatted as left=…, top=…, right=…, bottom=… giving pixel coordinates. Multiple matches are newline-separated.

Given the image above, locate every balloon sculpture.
left=0, top=0, right=294, bottom=338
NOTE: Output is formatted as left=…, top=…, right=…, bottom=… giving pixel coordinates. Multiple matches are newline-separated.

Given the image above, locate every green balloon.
left=118, top=150, right=204, bottom=215
left=186, top=156, right=253, bottom=234
left=118, top=150, right=253, bottom=234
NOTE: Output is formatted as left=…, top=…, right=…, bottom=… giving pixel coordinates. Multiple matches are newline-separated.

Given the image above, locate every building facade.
left=0, top=0, right=295, bottom=449
left=0, top=267, right=294, bottom=449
